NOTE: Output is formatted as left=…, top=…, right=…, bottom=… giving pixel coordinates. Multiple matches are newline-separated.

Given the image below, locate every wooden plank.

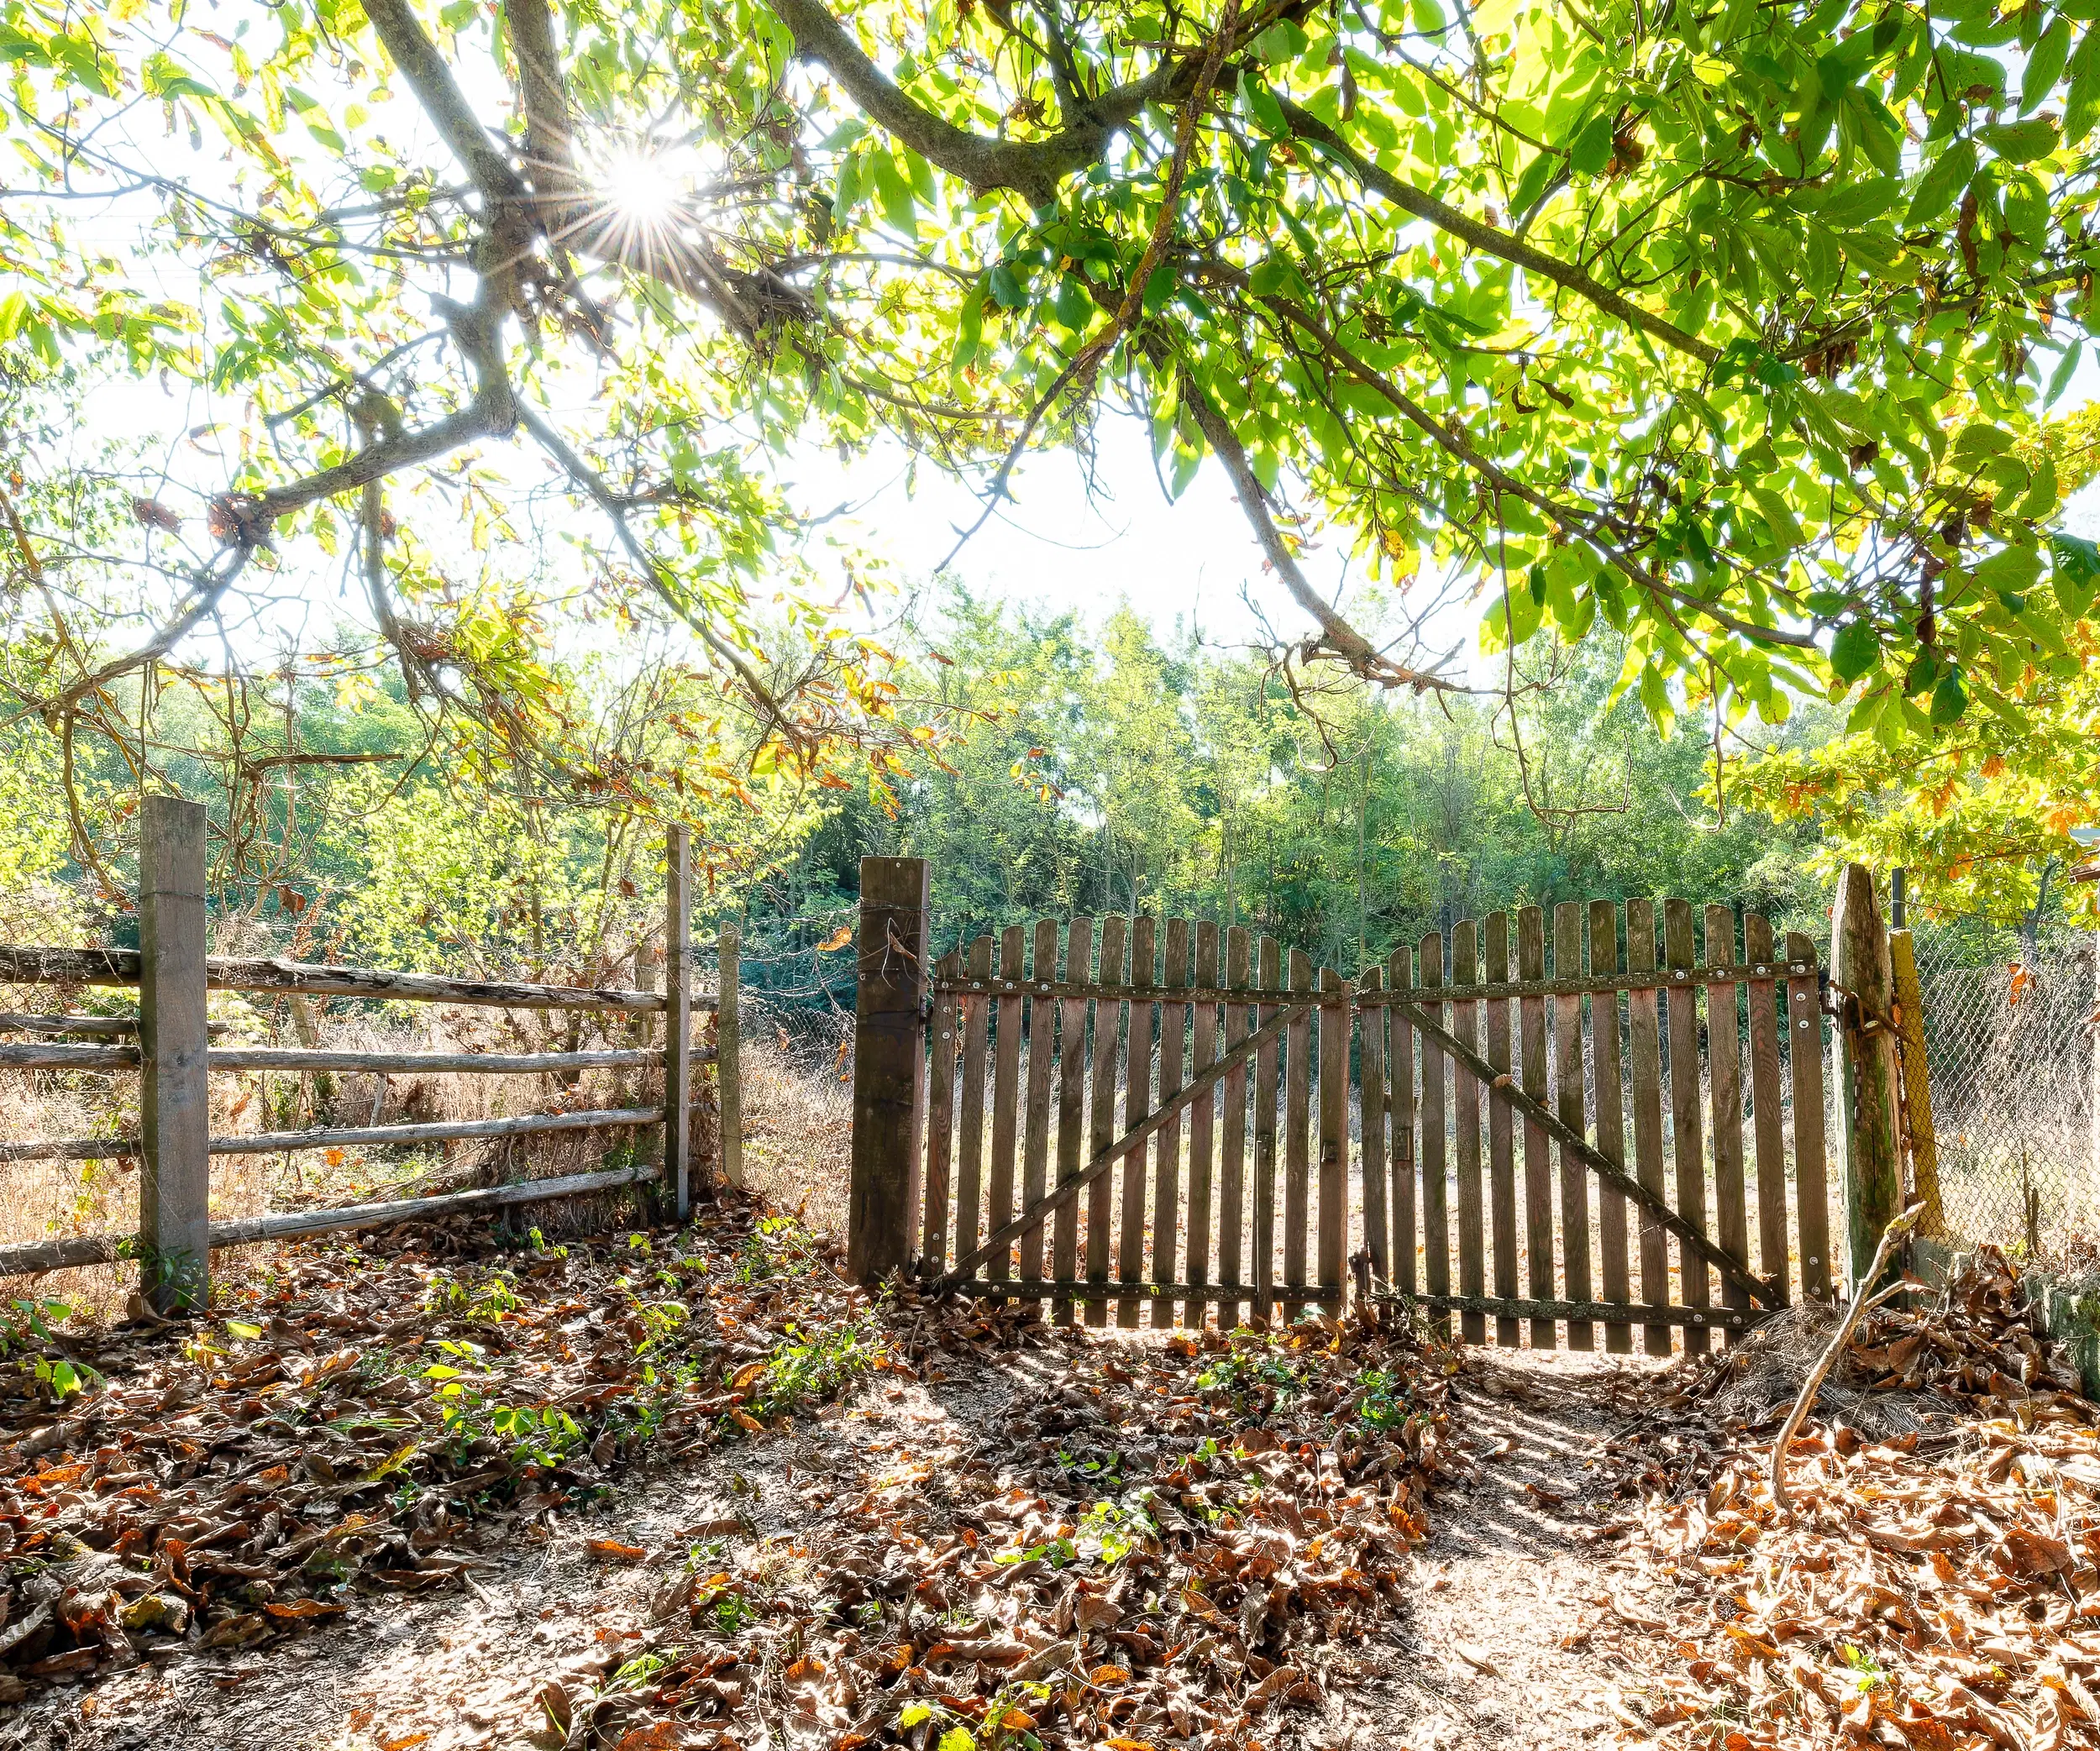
left=1120, top=915, right=1157, bottom=1329
left=988, top=924, right=1026, bottom=1288
left=1389, top=946, right=1416, bottom=1301
left=1020, top=918, right=1060, bottom=1288
left=922, top=947, right=961, bottom=1273
left=1518, top=907, right=1553, bottom=1350
left=212, top=1046, right=691, bottom=1074
left=1152, top=919, right=1190, bottom=1325
left=1085, top=918, right=1126, bottom=1326
left=1405, top=1293, right=1765, bottom=1333
left=1317, top=967, right=1350, bottom=1306
left=1554, top=902, right=1593, bottom=1350
left=1706, top=904, right=1750, bottom=1340
left=1485, top=912, right=1517, bottom=1346
left=1627, top=899, right=1672, bottom=1355
left=1053, top=919, right=1091, bottom=1325
left=664, top=826, right=692, bottom=1217
left=1833, top=867, right=1903, bottom=1286
left=0, top=947, right=705, bottom=1012
left=1218, top=925, right=1251, bottom=1327
left=0, top=1042, right=138, bottom=1070
left=1187, top=921, right=1220, bottom=1326
left=955, top=1277, right=1339, bottom=1306
left=1253, top=936, right=1281, bottom=1324
left=1664, top=898, right=1710, bottom=1355
left=1284, top=947, right=1314, bottom=1318
left=0, top=1012, right=139, bottom=1036
left=955, top=935, right=993, bottom=1277
left=1590, top=901, right=1632, bottom=1354
left=1888, top=929, right=1945, bottom=1240
left=1787, top=931, right=1833, bottom=1303
left=847, top=858, right=932, bottom=1284
left=209, top=1107, right=664, bottom=1155
left=139, top=794, right=211, bottom=1313
left=1744, top=915, right=1789, bottom=1304
left=1357, top=966, right=1389, bottom=1288
left=1418, top=931, right=1448, bottom=1324
left=938, top=967, right=1815, bottom=1006
left=717, top=925, right=743, bottom=1189
left=1452, top=920, right=1486, bottom=1345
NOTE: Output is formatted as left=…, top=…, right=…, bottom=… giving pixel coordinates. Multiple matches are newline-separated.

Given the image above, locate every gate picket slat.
left=1744, top=913, right=1790, bottom=1304
left=1627, top=900, right=1672, bottom=1355
left=1085, top=916, right=1126, bottom=1325
left=1554, top=903, right=1593, bottom=1350
left=1418, top=931, right=1448, bottom=1324
left=1485, top=912, right=1518, bottom=1346
left=1153, top=920, right=1189, bottom=1325
left=1220, top=926, right=1251, bottom=1325
left=1452, top=921, right=1486, bottom=1345
left=1253, top=936, right=1282, bottom=1323
left=922, top=948, right=960, bottom=1273
left=1389, top=946, right=1416, bottom=1299
left=1786, top=931, right=1833, bottom=1303
left=1318, top=967, right=1350, bottom=1306
left=989, top=925, right=1026, bottom=1287
left=1021, top=918, right=1059, bottom=1289
left=1284, top=948, right=1314, bottom=1318
left=1119, top=915, right=1157, bottom=1329
left=1518, top=907, right=1554, bottom=1350
left=1664, top=899, right=1711, bottom=1355
left=957, top=935, right=993, bottom=1272
left=1590, top=901, right=1633, bottom=1354
left=1188, top=921, right=1220, bottom=1326
left=1706, top=904, right=1750, bottom=1341
left=1358, top=966, right=1389, bottom=1288
left=1054, top=919, right=1091, bottom=1325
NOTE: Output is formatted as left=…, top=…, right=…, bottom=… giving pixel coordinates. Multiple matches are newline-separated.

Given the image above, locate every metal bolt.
left=1797, top=1019, right=1810, bottom=1030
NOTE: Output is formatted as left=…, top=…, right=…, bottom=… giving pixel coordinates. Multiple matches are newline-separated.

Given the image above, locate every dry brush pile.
left=1588, top=1250, right=2100, bottom=1751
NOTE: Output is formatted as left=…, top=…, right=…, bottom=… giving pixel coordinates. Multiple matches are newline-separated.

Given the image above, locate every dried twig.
left=1770, top=1201, right=1926, bottom=1513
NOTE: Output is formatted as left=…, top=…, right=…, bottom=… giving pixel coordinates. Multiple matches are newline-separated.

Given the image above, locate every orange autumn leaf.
left=817, top=924, right=853, bottom=951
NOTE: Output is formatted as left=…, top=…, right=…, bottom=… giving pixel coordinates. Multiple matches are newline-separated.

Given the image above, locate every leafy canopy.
left=3, top=0, right=2099, bottom=793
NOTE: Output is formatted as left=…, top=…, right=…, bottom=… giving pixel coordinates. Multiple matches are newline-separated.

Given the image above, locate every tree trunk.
left=1831, top=863, right=1903, bottom=1287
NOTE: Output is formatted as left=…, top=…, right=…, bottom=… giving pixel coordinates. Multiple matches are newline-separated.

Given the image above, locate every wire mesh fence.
left=1912, top=924, right=2097, bottom=1256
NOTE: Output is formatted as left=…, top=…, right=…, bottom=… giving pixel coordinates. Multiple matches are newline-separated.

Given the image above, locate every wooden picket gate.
left=849, top=859, right=1839, bottom=1350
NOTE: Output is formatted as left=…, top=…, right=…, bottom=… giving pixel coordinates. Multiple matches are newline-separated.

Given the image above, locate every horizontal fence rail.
left=2, top=807, right=743, bottom=1293
left=879, top=873, right=1837, bottom=1355
left=0, top=946, right=718, bottom=1012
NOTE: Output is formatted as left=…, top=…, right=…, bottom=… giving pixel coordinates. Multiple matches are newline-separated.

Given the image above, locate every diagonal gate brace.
left=940, top=1004, right=1294, bottom=1292
left=1393, top=995, right=1781, bottom=1309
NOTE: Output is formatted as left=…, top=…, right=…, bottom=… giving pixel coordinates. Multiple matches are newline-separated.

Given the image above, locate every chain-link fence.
left=1912, top=924, right=2097, bottom=1255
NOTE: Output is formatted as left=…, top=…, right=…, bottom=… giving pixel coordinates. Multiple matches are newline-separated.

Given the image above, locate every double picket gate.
left=852, top=859, right=1838, bottom=1352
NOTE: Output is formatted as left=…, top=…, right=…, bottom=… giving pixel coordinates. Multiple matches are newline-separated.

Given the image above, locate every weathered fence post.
left=664, top=825, right=692, bottom=1219
left=848, top=857, right=929, bottom=1283
left=139, top=794, right=210, bottom=1311
left=1831, top=863, right=1903, bottom=1286
left=1885, top=926, right=1944, bottom=1244
left=718, top=925, right=743, bottom=1190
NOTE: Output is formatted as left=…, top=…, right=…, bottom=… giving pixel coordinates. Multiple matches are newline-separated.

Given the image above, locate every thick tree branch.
left=362, top=0, right=525, bottom=202
left=769, top=0, right=1171, bottom=205
left=1274, top=98, right=1721, bottom=368
left=1172, top=362, right=1467, bottom=694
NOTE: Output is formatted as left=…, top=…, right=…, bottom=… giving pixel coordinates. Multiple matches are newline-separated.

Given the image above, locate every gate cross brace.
left=1392, top=996, right=1781, bottom=1309
left=938, top=1003, right=1295, bottom=1290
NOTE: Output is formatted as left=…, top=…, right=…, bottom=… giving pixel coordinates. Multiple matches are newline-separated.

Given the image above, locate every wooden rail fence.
left=0, top=797, right=742, bottom=1300
left=848, top=857, right=1851, bottom=1350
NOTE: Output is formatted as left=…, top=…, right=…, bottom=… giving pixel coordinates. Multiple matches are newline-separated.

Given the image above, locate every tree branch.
left=362, top=0, right=525, bottom=202
left=1274, top=97, right=1720, bottom=368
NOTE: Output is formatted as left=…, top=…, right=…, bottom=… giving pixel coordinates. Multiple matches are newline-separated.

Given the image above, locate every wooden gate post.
left=848, top=857, right=930, bottom=1283
left=1831, top=863, right=1903, bottom=1287
left=139, top=794, right=210, bottom=1311
left=718, top=925, right=743, bottom=1190
left=1886, top=927, right=1943, bottom=1242
left=664, top=825, right=692, bottom=1219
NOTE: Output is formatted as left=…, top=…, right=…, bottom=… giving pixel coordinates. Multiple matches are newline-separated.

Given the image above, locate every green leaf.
left=1975, top=542, right=2044, bottom=595
left=2024, top=17, right=2073, bottom=111
left=2052, top=532, right=2100, bottom=616
left=988, top=264, right=1026, bottom=310
left=1830, top=617, right=1882, bottom=683
left=1568, top=113, right=1616, bottom=177
left=1929, top=666, right=1968, bottom=725
left=2068, top=21, right=2100, bottom=143
left=1904, top=139, right=1977, bottom=224
left=1978, top=116, right=2060, bottom=161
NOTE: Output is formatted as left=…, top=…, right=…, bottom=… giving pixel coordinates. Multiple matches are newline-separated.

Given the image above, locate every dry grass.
left=734, top=1008, right=852, bottom=1235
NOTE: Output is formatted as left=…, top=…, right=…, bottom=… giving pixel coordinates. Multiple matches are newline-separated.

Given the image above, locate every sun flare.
left=601, top=145, right=685, bottom=223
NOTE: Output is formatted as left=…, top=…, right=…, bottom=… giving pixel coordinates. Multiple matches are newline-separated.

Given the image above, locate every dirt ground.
left=3, top=1336, right=1646, bottom=1751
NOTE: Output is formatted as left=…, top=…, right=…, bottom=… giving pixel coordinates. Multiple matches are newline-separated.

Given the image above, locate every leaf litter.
left=1582, top=1247, right=2100, bottom=1750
